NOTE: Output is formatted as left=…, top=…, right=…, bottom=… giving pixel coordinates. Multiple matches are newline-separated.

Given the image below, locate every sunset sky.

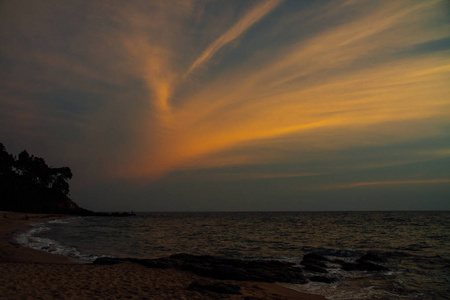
left=1, top=0, right=449, bottom=211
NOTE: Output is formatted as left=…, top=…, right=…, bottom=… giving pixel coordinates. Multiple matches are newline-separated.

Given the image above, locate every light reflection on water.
left=30, top=211, right=450, bottom=299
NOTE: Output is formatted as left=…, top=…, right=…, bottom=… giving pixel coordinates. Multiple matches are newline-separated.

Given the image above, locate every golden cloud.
left=113, top=0, right=450, bottom=180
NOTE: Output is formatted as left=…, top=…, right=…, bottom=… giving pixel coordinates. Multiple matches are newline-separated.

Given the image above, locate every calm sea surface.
left=16, top=211, right=450, bottom=299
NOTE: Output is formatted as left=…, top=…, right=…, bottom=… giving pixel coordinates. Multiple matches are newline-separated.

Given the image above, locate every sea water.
left=16, top=211, right=450, bottom=299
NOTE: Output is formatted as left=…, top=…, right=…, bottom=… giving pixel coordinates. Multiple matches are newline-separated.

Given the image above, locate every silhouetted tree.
left=0, top=143, right=14, bottom=175
left=0, top=143, right=109, bottom=215
left=15, top=150, right=32, bottom=179
left=1, top=143, right=129, bottom=216
left=8, top=148, right=73, bottom=196
left=51, top=167, right=73, bottom=195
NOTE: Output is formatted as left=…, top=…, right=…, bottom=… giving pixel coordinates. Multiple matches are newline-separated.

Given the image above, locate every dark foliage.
left=1, top=143, right=136, bottom=216
left=0, top=143, right=86, bottom=214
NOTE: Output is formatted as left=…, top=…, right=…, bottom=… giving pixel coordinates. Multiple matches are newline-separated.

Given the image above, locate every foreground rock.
left=300, top=250, right=389, bottom=273
left=338, top=251, right=389, bottom=272
left=358, top=251, right=387, bottom=263
left=94, top=251, right=389, bottom=284
left=300, top=252, right=329, bottom=273
left=341, top=260, right=388, bottom=272
left=94, top=254, right=307, bottom=284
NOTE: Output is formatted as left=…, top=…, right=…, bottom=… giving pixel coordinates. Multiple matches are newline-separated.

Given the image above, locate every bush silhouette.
left=0, top=142, right=79, bottom=213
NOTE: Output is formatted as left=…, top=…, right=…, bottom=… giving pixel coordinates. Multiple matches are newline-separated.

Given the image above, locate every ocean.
left=16, top=211, right=450, bottom=299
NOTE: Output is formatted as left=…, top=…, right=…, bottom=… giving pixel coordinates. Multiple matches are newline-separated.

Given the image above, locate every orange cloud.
left=319, top=179, right=450, bottom=190
left=115, top=0, right=450, bottom=180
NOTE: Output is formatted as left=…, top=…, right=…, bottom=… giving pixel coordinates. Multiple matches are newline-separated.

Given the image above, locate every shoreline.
left=0, top=211, right=74, bottom=264
left=0, top=211, right=327, bottom=299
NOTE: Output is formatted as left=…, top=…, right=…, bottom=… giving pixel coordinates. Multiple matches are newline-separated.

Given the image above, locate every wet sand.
left=0, top=211, right=326, bottom=299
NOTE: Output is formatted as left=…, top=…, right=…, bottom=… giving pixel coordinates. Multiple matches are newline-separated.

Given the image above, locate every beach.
left=0, top=212, right=325, bottom=299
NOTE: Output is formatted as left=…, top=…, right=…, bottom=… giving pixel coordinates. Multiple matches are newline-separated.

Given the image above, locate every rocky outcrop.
left=341, top=251, right=388, bottom=272
left=94, top=251, right=389, bottom=285
left=302, top=253, right=330, bottom=262
left=359, top=251, right=387, bottom=263
left=95, top=254, right=307, bottom=284
left=341, top=260, right=388, bottom=272
left=300, top=252, right=329, bottom=273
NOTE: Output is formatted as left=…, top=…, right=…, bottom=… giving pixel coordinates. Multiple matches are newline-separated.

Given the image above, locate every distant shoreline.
left=0, top=211, right=326, bottom=299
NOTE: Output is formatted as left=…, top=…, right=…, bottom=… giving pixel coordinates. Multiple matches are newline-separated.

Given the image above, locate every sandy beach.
left=0, top=212, right=326, bottom=299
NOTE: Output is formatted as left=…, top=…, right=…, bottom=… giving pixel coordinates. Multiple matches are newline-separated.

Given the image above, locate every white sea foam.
left=14, top=221, right=97, bottom=262
left=10, top=211, right=448, bottom=299
left=48, top=218, right=71, bottom=224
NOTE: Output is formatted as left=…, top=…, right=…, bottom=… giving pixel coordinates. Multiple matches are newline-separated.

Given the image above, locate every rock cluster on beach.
left=340, top=251, right=389, bottom=272
left=94, top=251, right=389, bottom=287
left=95, top=254, right=308, bottom=284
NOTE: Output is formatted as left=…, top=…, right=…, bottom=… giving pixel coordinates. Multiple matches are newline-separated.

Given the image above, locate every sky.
left=1, top=0, right=449, bottom=211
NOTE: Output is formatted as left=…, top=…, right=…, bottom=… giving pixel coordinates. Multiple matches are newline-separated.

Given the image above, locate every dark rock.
left=168, top=254, right=307, bottom=283
left=302, top=252, right=329, bottom=262
left=138, top=258, right=181, bottom=269
left=339, top=251, right=389, bottom=272
left=340, top=262, right=355, bottom=271
left=170, top=253, right=214, bottom=261
left=95, top=254, right=308, bottom=284
left=341, top=261, right=388, bottom=272
left=93, top=257, right=127, bottom=265
left=309, top=276, right=337, bottom=283
left=301, top=259, right=327, bottom=268
left=331, top=258, right=346, bottom=265
left=301, top=262, right=328, bottom=274
left=300, top=253, right=329, bottom=273
left=187, top=281, right=241, bottom=295
left=305, top=248, right=359, bottom=258
left=358, top=251, right=386, bottom=263
left=247, top=259, right=295, bottom=269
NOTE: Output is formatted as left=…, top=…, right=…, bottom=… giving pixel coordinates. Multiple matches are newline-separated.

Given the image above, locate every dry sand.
left=0, top=211, right=327, bottom=299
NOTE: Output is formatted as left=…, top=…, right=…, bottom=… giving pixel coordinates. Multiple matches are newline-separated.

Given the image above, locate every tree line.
left=1, top=143, right=72, bottom=196
left=0, top=142, right=80, bottom=213
left=1, top=142, right=135, bottom=216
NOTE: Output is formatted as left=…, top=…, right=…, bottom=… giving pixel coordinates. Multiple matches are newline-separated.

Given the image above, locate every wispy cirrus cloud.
left=118, top=0, right=449, bottom=180
left=186, top=0, right=283, bottom=76
left=1, top=0, right=449, bottom=192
